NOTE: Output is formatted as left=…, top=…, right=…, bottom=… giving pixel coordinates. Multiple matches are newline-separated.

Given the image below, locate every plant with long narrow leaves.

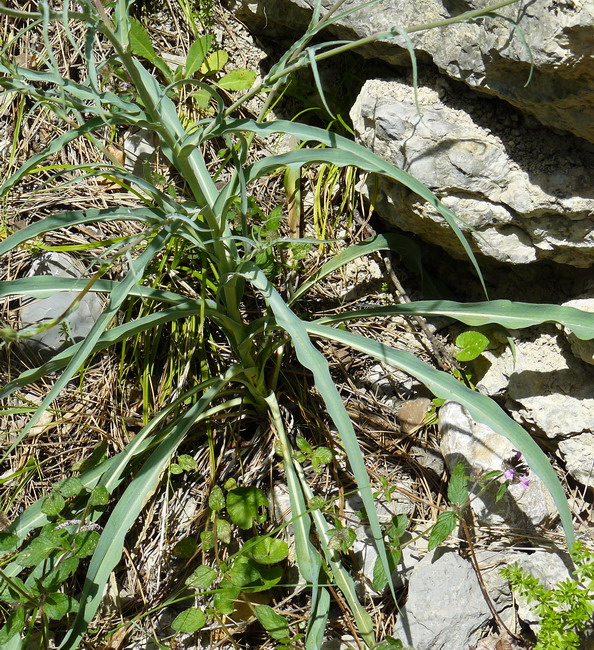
left=0, top=0, right=589, bottom=647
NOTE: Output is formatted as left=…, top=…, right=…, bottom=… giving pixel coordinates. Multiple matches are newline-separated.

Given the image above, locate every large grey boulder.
left=226, top=0, right=594, bottom=144
left=393, top=549, right=491, bottom=649
left=350, top=77, right=594, bottom=266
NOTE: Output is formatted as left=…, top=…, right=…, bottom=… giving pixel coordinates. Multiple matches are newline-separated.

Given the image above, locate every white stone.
left=349, top=78, right=594, bottom=267
left=229, top=0, right=594, bottom=143
left=475, top=327, right=594, bottom=439
left=439, top=402, right=557, bottom=529
left=558, top=433, right=594, bottom=488
left=561, top=298, right=594, bottom=366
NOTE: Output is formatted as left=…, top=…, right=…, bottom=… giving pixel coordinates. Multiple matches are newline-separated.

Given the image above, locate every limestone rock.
left=393, top=549, right=491, bottom=650
left=510, top=551, right=573, bottom=629
left=558, top=433, right=594, bottom=488
left=475, top=326, right=594, bottom=438
left=439, top=402, right=558, bottom=529
left=18, top=252, right=104, bottom=361
left=561, top=297, right=594, bottom=365
left=350, top=78, right=594, bottom=267
left=227, top=0, right=594, bottom=143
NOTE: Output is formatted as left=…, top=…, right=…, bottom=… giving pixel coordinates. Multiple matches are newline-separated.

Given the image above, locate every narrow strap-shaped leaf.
left=238, top=262, right=396, bottom=607
left=314, top=299, right=594, bottom=341
left=215, top=118, right=487, bottom=295
left=0, top=207, right=162, bottom=256
left=294, top=457, right=375, bottom=647
left=0, top=229, right=171, bottom=463
left=305, top=322, right=575, bottom=548
left=290, top=233, right=423, bottom=304
left=265, top=392, right=324, bottom=647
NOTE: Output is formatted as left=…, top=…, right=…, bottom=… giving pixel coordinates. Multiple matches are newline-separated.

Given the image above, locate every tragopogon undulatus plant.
left=0, top=0, right=590, bottom=647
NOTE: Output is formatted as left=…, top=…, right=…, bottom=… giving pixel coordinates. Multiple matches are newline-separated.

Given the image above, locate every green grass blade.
left=239, top=262, right=395, bottom=608
left=265, top=393, right=325, bottom=647
left=58, top=369, right=239, bottom=650
left=294, top=458, right=375, bottom=647
left=306, top=585, right=330, bottom=650
left=0, top=119, right=123, bottom=196
left=314, top=299, right=594, bottom=341
left=305, top=322, right=575, bottom=548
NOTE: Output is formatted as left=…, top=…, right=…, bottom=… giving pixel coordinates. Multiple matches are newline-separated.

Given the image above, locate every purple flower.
left=503, top=468, right=515, bottom=481
left=519, top=475, right=530, bottom=490
left=511, top=449, right=522, bottom=462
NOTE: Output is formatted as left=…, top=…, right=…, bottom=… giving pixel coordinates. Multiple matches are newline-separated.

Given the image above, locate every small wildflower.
left=519, top=475, right=530, bottom=490
left=503, top=468, right=515, bottom=481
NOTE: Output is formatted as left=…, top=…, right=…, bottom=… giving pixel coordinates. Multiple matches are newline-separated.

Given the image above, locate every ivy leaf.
left=0, top=605, right=26, bottom=644
left=213, top=585, right=240, bottom=615
left=89, top=485, right=109, bottom=507
left=454, top=330, right=489, bottom=362
left=428, top=511, right=459, bottom=551
left=42, top=557, right=79, bottom=591
left=44, top=592, right=78, bottom=620
left=177, top=454, right=198, bottom=471
left=255, top=605, right=290, bottom=641
left=327, top=527, right=356, bottom=553
left=386, top=514, right=408, bottom=543
left=186, top=565, right=217, bottom=590
left=227, top=557, right=261, bottom=587
left=226, top=486, right=268, bottom=529
left=216, top=518, right=232, bottom=544
left=447, top=462, right=469, bottom=507
left=16, top=535, right=60, bottom=567
left=171, top=607, right=207, bottom=633
left=56, top=477, right=83, bottom=498
left=209, top=485, right=225, bottom=512
left=217, top=68, right=256, bottom=91
left=0, top=532, right=19, bottom=553
left=295, top=436, right=312, bottom=455
left=72, top=531, right=100, bottom=558
left=200, top=530, right=215, bottom=550
left=372, top=547, right=401, bottom=592
left=311, top=446, right=333, bottom=473
left=172, top=537, right=198, bottom=559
